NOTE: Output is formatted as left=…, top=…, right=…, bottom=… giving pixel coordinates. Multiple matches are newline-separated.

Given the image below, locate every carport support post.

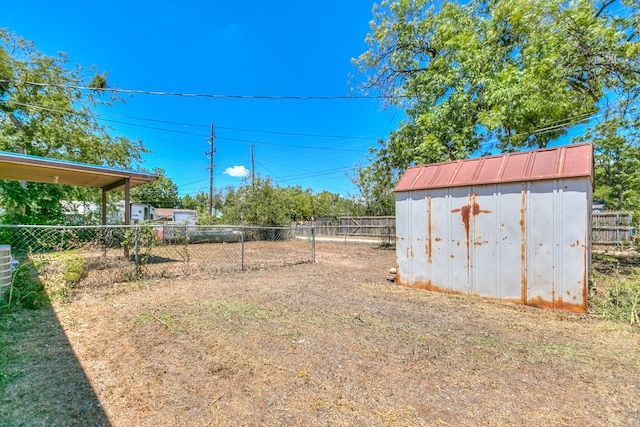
left=124, top=178, right=131, bottom=258
left=101, top=189, right=107, bottom=256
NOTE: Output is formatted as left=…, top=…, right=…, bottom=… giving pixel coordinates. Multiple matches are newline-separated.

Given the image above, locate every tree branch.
left=595, top=0, right=617, bottom=18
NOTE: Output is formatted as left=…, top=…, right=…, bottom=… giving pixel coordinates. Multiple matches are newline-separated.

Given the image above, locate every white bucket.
left=0, top=245, right=11, bottom=289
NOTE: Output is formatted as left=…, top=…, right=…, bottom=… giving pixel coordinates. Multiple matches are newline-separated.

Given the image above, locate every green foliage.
left=24, top=252, right=88, bottom=303
left=590, top=269, right=640, bottom=325
left=219, top=177, right=367, bottom=226
left=1, top=260, right=48, bottom=313
left=311, top=190, right=365, bottom=218
left=180, top=190, right=223, bottom=223
left=0, top=29, right=147, bottom=225
left=131, top=167, right=178, bottom=209
left=576, top=109, right=640, bottom=212
left=0, top=181, right=66, bottom=225
left=354, top=0, right=640, bottom=186
left=221, top=176, right=292, bottom=226
left=352, top=139, right=397, bottom=216
left=0, top=319, right=23, bottom=393
left=123, top=225, right=158, bottom=278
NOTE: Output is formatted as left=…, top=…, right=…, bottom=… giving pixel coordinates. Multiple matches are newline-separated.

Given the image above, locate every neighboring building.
left=62, top=201, right=156, bottom=224
left=130, top=203, right=156, bottom=223
left=155, top=208, right=197, bottom=225
left=592, top=199, right=605, bottom=213
left=394, top=143, right=593, bottom=313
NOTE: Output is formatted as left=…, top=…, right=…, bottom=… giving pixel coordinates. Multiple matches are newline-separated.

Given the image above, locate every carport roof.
left=395, top=143, right=593, bottom=192
left=0, top=151, right=157, bottom=191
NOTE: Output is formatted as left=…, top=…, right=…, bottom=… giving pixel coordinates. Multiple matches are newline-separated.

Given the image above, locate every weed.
left=0, top=261, right=48, bottom=313
left=123, top=225, right=158, bottom=279
left=590, top=269, right=640, bottom=325
left=32, top=252, right=89, bottom=303
left=62, top=255, right=87, bottom=287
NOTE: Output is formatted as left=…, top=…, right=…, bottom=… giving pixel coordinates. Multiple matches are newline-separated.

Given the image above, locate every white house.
left=62, top=201, right=156, bottom=224
left=130, top=202, right=156, bottom=223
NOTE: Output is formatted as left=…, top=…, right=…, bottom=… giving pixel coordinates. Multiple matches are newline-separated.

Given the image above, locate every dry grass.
left=2, top=243, right=640, bottom=426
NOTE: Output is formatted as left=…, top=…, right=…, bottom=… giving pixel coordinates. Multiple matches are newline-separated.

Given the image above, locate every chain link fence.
left=0, top=224, right=316, bottom=291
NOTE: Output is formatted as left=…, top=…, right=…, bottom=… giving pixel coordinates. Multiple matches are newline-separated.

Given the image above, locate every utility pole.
left=250, top=144, right=255, bottom=185
left=206, top=122, right=215, bottom=216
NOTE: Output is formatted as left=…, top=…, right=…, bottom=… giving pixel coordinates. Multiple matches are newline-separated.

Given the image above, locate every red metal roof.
left=394, top=143, right=593, bottom=192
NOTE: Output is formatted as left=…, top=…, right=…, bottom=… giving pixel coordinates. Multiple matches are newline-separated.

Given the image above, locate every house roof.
left=394, top=143, right=593, bottom=192
left=0, top=151, right=157, bottom=191
left=155, top=207, right=196, bottom=215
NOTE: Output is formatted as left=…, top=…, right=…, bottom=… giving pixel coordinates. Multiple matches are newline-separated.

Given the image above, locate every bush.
left=1, top=261, right=48, bottom=313
left=590, top=269, right=640, bottom=325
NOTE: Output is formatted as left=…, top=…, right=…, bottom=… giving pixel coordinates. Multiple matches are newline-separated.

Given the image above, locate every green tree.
left=181, top=190, right=223, bottom=224
left=349, top=139, right=397, bottom=216
left=220, top=176, right=291, bottom=226
left=576, top=112, right=640, bottom=211
left=0, top=30, right=146, bottom=224
left=312, top=190, right=365, bottom=218
left=284, top=186, right=314, bottom=222
left=354, top=0, right=639, bottom=173
left=215, top=177, right=367, bottom=225
left=131, top=167, right=178, bottom=208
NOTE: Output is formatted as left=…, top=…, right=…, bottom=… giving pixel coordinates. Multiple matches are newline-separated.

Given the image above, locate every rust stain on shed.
left=451, top=196, right=491, bottom=260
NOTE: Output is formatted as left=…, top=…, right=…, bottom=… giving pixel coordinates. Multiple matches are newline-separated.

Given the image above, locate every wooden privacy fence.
left=592, top=212, right=635, bottom=247
left=308, top=217, right=396, bottom=244
left=310, top=213, right=636, bottom=248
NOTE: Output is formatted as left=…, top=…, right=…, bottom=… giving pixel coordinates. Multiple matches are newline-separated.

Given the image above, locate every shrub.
left=590, top=269, right=640, bottom=325
left=1, top=261, right=48, bottom=313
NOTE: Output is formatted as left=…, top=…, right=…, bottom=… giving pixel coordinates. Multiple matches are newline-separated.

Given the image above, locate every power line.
left=7, top=100, right=385, bottom=142
left=99, top=118, right=206, bottom=137
left=279, top=166, right=355, bottom=180
left=1, top=79, right=397, bottom=100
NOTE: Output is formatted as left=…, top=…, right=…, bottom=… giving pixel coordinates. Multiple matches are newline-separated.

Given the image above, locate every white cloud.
left=224, top=165, right=250, bottom=178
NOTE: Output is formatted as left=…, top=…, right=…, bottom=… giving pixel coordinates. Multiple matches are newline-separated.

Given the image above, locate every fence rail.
left=308, top=213, right=636, bottom=248
left=305, top=216, right=396, bottom=245
left=0, top=224, right=316, bottom=292
left=592, top=212, right=635, bottom=247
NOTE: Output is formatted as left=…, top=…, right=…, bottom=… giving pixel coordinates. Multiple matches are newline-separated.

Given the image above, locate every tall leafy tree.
left=354, top=0, right=640, bottom=176
left=578, top=112, right=640, bottom=211
left=312, top=190, right=365, bottom=218
left=0, top=30, right=146, bottom=224
left=220, top=176, right=292, bottom=226
left=350, top=139, right=397, bottom=216
left=131, top=167, right=178, bottom=208
left=181, top=190, right=223, bottom=224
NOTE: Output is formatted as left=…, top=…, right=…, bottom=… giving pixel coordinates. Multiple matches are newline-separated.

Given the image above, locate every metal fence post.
left=241, top=227, right=245, bottom=271
left=311, top=225, right=316, bottom=263
left=134, top=224, right=140, bottom=265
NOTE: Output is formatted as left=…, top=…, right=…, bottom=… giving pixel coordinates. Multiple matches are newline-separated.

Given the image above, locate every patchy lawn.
left=2, top=243, right=639, bottom=426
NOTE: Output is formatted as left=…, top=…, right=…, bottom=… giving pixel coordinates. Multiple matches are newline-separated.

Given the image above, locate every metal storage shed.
left=394, top=143, right=593, bottom=313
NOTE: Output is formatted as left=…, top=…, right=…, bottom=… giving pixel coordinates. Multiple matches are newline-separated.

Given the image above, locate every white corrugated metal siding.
left=395, top=145, right=593, bottom=313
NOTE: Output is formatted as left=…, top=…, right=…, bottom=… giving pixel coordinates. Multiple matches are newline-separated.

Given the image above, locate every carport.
left=0, top=151, right=157, bottom=224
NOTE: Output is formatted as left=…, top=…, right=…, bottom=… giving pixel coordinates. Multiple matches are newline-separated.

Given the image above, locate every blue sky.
left=3, top=1, right=401, bottom=198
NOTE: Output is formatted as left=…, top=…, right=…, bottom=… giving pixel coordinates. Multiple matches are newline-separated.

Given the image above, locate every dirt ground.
left=2, top=243, right=640, bottom=426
